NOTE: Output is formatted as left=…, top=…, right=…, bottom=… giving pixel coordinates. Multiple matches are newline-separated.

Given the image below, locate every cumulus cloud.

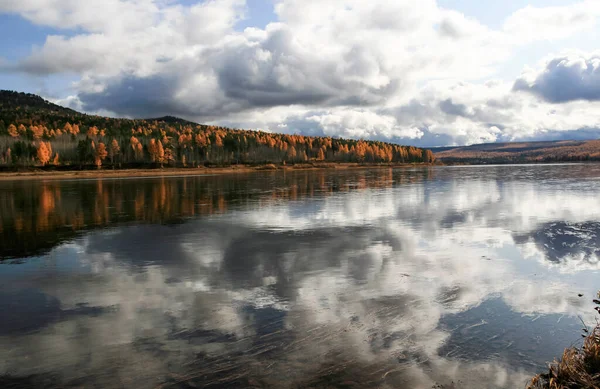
left=0, top=0, right=160, bottom=32
left=502, top=1, right=600, bottom=43
left=3, top=0, right=600, bottom=145
left=514, top=53, right=600, bottom=103
left=304, top=109, right=423, bottom=140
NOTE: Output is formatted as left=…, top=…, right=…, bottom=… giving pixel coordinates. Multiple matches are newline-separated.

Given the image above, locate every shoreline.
left=0, top=163, right=431, bottom=181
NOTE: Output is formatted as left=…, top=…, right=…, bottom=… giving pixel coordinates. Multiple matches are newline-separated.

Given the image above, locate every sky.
left=1, top=0, right=600, bottom=146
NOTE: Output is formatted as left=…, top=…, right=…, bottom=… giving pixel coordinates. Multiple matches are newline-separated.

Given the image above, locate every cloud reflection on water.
left=1, top=165, right=600, bottom=388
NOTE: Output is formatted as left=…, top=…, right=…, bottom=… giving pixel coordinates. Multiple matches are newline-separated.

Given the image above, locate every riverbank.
left=527, top=295, right=600, bottom=389
left=0, top=162, right=431, bottom=181
left=527, top=324, right=600, bottom=389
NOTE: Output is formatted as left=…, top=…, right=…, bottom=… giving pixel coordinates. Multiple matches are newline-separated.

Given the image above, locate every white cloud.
left=514, top=52, right=600, bottom=103
left=3, top=0, right=600, bottom=145
left=306, top=109, right=424, bottom=140
left=0, top=0, right=160, bottom=33
left=503, top=1, right=600, bottom=43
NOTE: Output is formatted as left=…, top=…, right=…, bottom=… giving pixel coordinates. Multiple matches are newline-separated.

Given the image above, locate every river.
left=1, top=165, right=599, bottom=388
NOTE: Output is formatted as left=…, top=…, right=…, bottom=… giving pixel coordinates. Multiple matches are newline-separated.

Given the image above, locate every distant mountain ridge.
left=433, top=140, right=600, bottom=163
left=144, top=115, right=199, bottom=125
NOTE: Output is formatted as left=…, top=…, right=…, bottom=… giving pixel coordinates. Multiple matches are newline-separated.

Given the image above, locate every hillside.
left=433, top=140, right=600, bottom=163
left=0, top=90, right=434, bottom=169
left=0, top=90, right=79, bottom=115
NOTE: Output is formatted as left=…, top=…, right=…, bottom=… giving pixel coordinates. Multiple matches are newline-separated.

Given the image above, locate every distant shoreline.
left=0, top=163, right=432, bottom=181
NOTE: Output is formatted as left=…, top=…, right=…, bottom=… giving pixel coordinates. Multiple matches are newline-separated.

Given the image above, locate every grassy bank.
left=527, top=325, right=600, bottom=388
left=527, top=295, right=600, bottom=389
left=0, top=162, right=431, bottom=181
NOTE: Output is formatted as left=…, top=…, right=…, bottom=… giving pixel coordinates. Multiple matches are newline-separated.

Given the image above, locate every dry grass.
left=527, top=325, right=600, bottom=389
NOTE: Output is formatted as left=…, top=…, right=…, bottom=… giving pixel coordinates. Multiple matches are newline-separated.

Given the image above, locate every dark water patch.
left=438, top=298, right=582, bottom=370
left=0, top=374, right=62, bottom=389
left=514, top=221, right=600, bottom=265
left=0, top=289, right=114, bottom=335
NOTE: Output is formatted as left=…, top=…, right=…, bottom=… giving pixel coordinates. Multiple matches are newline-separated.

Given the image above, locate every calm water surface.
left=1, top=165, right=599, bottom=388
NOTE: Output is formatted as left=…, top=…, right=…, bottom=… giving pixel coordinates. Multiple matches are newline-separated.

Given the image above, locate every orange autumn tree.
left=317, top=147, right=325, bottom=161
left=148, top=139, right=158, bottom=162
left=157, top=140, right=165, bottom=164
left=163, top=146, right=174, bottom=165
left=71, top=124, right=80, bottom=135
left=37, top=142, right=52, bottom=166
left=130, top=136, right=143, bottom=161
left=287, top=146, right=297, bottom=162
left=30, top=125, right=44, bottom=139
left=87, top=126, right=99, bottom=137
left=109, top=139, right=120, bottom=165
left=148, top=139, right=165, bottom=165
left=423, top=149, right=435, bottom=163
left=93, top=142, right=108, bottom=168
left=8, top=124, right=18, bottom=137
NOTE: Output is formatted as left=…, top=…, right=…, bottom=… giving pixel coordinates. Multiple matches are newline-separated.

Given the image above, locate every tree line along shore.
left=0, top=91, right=434, bottom=170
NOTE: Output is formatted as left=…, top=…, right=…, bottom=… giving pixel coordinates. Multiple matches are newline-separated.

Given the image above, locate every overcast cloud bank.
left=2, top=0, right=600, bottom=146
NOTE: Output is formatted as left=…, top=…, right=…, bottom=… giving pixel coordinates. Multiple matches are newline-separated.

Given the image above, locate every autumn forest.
left=0, top=91, right=434, bottom=169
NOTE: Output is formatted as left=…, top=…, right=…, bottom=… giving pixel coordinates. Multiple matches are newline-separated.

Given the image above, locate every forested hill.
left=0, top=90, right=434, bottom=169
left=0, top=90, right=79, bottom=116
left=433, top=140, right=600, bottom=163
